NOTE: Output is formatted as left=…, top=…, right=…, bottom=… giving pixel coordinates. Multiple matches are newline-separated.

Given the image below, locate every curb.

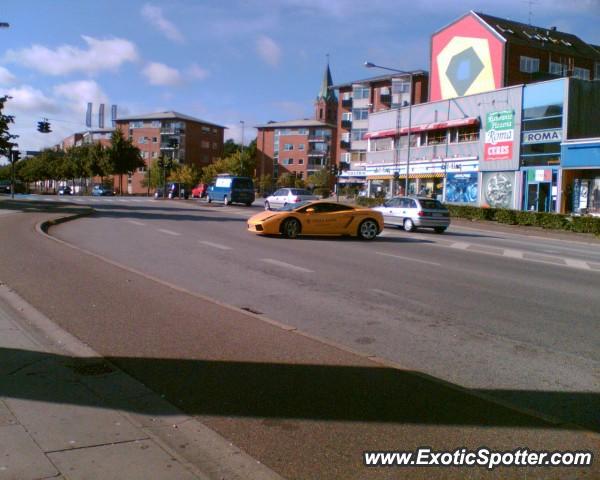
left=37, top=210, right=600, bottom=442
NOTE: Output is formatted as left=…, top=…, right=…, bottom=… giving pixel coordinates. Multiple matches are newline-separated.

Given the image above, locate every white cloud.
left=5, top=85, right=58, bottom=114
left=142, top=62, right=182, bottom=86
left=53, top=80, right=109, bottom=114
left=187, top=63, right=209, bottom=80
left=5, top=36, right=138, bottom=76
left=256, top=35, right=281, bottom=67
left=0, top=66, right=16, bottom=85
left=141, top=4, right=185, bottom=43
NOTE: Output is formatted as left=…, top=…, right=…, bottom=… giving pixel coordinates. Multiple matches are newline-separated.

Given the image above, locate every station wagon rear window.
left=420, top=200, right=444, bottom=209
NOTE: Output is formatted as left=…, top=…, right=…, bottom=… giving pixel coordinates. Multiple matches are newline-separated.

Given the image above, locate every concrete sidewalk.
left=0, top=285, right=283, bottom=480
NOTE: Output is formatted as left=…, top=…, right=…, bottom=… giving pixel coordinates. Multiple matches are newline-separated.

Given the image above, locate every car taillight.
left=418, top=211, right=425, bottom=217
left=294, top=196, right=301, bottom=202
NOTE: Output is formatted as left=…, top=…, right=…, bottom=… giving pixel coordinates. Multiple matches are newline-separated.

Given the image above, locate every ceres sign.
left=484, top=110, right=514, bottom=162
left=522, top=129, right=562, bottom=145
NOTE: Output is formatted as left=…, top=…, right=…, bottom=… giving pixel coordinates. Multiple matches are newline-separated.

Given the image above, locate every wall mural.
left=482, top=171, right=515, bottom=209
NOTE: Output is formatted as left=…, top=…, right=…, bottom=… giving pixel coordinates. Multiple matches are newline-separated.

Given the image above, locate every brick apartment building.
left=115, top=111, right=225, bottom=194
left=331, top=71, right=429, bottom=172
left=256, top=64, right=337, bottom=183
left=430, top=10, right=600, bottom=102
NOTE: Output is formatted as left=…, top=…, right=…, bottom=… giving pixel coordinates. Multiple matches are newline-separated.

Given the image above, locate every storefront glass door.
left=526, top=182, right=551, bottom=212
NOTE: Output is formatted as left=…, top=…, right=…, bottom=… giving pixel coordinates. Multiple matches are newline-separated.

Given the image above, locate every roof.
left=255, top=119, right=336, bottom=129
left=317, top=63, right=337, bottom=102
left=331, top=71, right=428, bottom=90
left=115, top=111, right=226, bottom=128
left=474, top=11, right=600, bottom=61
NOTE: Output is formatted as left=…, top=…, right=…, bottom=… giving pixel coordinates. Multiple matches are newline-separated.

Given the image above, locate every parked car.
left=153, top=187, right=165, bottom=199
left=373, top=196, right=450, bottom=233
left=167, top=183, right=190, bottom=200
left=207, top=175, right=255, bottom=206
left=264, top=188, right=319, bottom=210
left=0, top=180, right=12, bottom=194
left=91, top=185, right=114, bottom=196
left=191, top=183, right=208, bottom=198
left=57, top=186, right=72, bottom=196
left=248, top=200, right=384, bottom=240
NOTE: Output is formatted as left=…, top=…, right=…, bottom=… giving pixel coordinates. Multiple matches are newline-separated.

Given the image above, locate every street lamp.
left=239, top=120, right=245, bottom=174
left=364, top=61, right=414, bottom=196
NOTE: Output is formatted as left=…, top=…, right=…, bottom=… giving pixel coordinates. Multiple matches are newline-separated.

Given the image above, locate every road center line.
left=563, top=258, right=591, bottom=270
left=157, top=228, right=180, bottom=236
left=261, top=258, right=314, bottom=273
left=199, top=240, right=232, bottom=250
left=375, top=252, right=441, bottom=266
left=127, top=220, right=146, bottom=226
left=503, top=249, right=523, bottom=259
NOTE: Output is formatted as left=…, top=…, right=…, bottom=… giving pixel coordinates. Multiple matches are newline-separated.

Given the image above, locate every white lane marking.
left=370, top=288, right=401, bottom=299
left=375, top=251, right=441, bottom=266
left=199, top=240, right=232, bottom=250
left=157, top=228, right=180, bottom=236
left=563, top=258, right=591, bottom=270
left=451, top=241, right=470, bottom=249
left=261, top=258, right=314, bottom=273
left=503, top=249, right=523, bottom=259
left=127, top=220, right=146, bottom=226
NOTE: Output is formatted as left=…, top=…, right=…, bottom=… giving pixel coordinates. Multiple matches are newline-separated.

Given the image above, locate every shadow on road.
left=1, top=347, right=598, bottom=432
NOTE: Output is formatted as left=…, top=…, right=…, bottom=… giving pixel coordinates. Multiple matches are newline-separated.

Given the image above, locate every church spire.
left=317, top=54, right=336, bottom=102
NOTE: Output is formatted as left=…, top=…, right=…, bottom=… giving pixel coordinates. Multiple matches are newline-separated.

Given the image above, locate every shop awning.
left=364, top=117, right=479, bottom=140
left=367, top=173, right=446, bottom=180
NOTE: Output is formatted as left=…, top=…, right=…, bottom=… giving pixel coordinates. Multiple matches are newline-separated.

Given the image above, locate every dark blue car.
left=206, top=176, right=255, bottom=206
left=91, top=185, right=114, bottom=196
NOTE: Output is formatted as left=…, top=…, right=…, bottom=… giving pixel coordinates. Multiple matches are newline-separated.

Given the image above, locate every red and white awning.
left=364, top=117, right=479, bottom=140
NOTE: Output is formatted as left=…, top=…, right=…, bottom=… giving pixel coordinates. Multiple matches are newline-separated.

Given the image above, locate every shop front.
left=561, top=140, right=600, bottom=215
left=519, top=79, right=565, bottom=212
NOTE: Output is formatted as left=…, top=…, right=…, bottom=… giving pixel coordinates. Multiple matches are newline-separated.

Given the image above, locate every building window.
left=201, top=140, right=210, bottom=148
left=352, top=86, right=370, bottom=99
left=520, top=56, right=540, bottom=73
left=298, top=128, right=308, bottom=135
left=212, top=128, right=218, bottom=133
left=138, top=137, right=147, bottom=144
left=282, top=158, right=294, bottom=165
left=341, top=132, right=350, bottom=142
left=130, top=121, right=143, bottom=129
left=298, top=144, right=305, bottom=151
left=284, top=144, right=294, bottom=151
left=342, top=91, right=352, bottom=100
left=212, top=142, right=218, bottom=149
left=573, top=67, right=590, bottom=80
left=152, top=152, right=157, bottom=158
left=549, top=61, right=567, bottom=76
left=342, top=112, right=352, bottom=121
left=426, top=130, right=447, bottom=146
left=202, top=126, right=210, bottom=132
left=352, top=108, right=369, bottom=120
left=371, top=137, right=393, bottom=151
left=298, top=159, right=304, bottom=164
left=351, top=129, right=367, bottom=141
left=342, top=153, right=351, bottom=163
left=152, top=137, right=158, bottom=143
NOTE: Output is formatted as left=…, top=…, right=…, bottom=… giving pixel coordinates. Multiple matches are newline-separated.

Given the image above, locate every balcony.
left=380, top=94, right=392, bottom=104
left=341, top=98, right=353, bottom=108
left=308, top=149, right=327, bottom=156
left=160, top=128, right=185, bottom=135
left=308, top=135, right=328, bottom=142
left=341, top=120, right=352, bottom=129
left=340, top=140, right=350, bottom=150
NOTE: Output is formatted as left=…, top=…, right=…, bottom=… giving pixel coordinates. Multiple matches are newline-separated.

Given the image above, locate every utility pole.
left=240, top=120, right=245, bottom=175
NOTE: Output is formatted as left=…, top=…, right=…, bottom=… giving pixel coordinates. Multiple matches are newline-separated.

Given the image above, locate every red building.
left=115, top=111, right=225, bottom=194
left=430, top=11, right=600, bottom=102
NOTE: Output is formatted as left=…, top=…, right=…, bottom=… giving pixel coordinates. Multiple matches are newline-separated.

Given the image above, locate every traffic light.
left=10, top=150, right=20, bottom=163
left=37, top=120, right=51, bottom=133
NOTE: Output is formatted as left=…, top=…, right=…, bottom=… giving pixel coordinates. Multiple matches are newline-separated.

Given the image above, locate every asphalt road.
left=41, top=195, right=600, bottom=431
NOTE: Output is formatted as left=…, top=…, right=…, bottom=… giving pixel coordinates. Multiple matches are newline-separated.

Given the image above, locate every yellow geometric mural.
left=436, top=36, right=497, bottom=100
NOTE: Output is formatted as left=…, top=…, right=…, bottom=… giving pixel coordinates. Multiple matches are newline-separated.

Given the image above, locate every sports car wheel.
left=403, top=218, right=415, bottom=232
left=264, top=201, right=271, bottom=210
left=358, top=219, right=379, bottom=240
left=281, top=218, right=300, bottom=239
left=223, top=196, right=230, bottom=206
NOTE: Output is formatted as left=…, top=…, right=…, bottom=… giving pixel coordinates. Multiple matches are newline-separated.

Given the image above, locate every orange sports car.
left=247, top=200, right=384, bottom=240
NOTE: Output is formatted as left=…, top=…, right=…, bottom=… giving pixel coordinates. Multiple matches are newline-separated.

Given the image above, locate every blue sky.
left=0, top=0, right=598, bottom=155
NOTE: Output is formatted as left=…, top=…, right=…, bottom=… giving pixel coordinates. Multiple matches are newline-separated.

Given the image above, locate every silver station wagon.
left=373, top=196, right=451, bottom=233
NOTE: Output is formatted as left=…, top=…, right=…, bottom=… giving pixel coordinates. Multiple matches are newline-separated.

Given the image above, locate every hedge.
left=446, top=205, right=600, bottom=235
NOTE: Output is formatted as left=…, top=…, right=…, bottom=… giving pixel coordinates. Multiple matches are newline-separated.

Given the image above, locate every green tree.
left=222, top=139, right=240, bottom=157
left=307, top=168, right=331, bottom=198
left=200, top=150, right=256, bottom=183
left=169, top=163, right=199, bottom=187
left=86, top=142, right=111, bottom=184
left=0, top=95, right=18, bottom=161
left=255, top=174, right=273, bottom=196
left=141, top=159, right=163, bottom=191
left=106, top=128, right=144, bottom=195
